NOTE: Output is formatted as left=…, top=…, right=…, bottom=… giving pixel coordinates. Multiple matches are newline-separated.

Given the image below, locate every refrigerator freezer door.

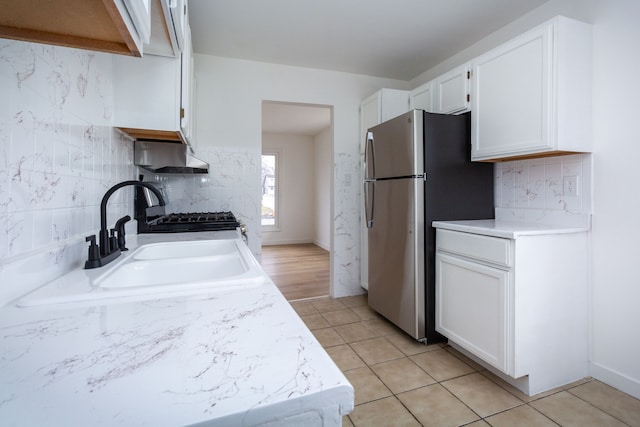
left=368, top=177, right=425, bottom=340
left=368, top=110, right=424, bottom=179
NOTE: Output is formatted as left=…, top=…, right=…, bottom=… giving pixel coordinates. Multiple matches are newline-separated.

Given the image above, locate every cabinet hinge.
left=180, top=108, right=185, bottom=119
left=467, top=70, right=471, bottom=79
left=467, top=94, right=470, bottom=102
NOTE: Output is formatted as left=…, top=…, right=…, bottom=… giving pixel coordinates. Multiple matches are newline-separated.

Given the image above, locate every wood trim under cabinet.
left=475, top=150, right=587, bottom=162
left=0, top=0, right=140, bottom=57
left=117, top=127, right=185, bottom=143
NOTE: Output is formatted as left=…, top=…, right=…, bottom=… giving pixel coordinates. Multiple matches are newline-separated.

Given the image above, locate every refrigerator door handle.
left=364, top=131, right=375, bottom=180
left=364, top=181, right=374, bottom=228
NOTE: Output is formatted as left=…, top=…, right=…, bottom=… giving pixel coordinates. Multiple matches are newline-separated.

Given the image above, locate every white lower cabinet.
left=437, top=253, right=509, bottom=373
left=435, top=227, right=588, bottom=396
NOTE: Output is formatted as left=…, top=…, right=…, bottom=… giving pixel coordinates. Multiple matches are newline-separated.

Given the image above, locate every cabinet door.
left=170, top=0, right=188, bottom=51
left=436, top=252, right=510, bottom=373
left=409, top=82, right=434, bottom=112
left=180, top=22, right=193, bottom=141
left=471, top=23, right=552, bottom=160
left=123, top=0, right=151, bottom=44
left=113, top=52, right=181, bottom=132
left=435, top=64, right=470, bottom=114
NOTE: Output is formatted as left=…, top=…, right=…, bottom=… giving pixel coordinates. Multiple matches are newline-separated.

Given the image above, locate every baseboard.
left=590, top=361, right=640, bottom=399
left=313, top=240, right=330, bottom=251
left=262, top=239, right=314, bottom=246
left=261, top=238, right=330, bottom=250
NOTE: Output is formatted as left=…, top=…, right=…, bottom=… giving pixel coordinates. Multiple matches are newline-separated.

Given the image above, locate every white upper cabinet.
left=471, top=16, right=592, bottom=161
left=434, top=63, right=471, bottom=114
left=0, top=0, right=150, bottom=57
left=123, top=0, right=151, bottom=44
left=113, top=0, right=194, bottom=145
left=170, top=0, right=188, bottom=52
left=180, top=21, right=194, bottom=141
left=145, top=0, right=188, bottom=57
left=409, top=81, right=434, bottom=112
left=360, top=89, right=410, bottom=130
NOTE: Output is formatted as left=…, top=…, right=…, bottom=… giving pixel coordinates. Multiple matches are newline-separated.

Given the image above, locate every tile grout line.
left=564, top=387, right=634, bottom=427
left=294, top=297, right=640, bottom=426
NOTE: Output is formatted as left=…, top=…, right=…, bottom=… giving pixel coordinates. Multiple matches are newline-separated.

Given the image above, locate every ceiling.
left=188, top=0, right=548, bottom=135
left=262, top=102, right=331, bottom=136
left=189, top=0, right=548, bottom=81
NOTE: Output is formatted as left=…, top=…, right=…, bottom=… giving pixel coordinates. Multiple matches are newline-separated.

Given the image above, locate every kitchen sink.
left=16, top=238, right=265, bottom=307
left=131, top=239, right=238, bottom=260
left=97, top=254, right=257, bottom=289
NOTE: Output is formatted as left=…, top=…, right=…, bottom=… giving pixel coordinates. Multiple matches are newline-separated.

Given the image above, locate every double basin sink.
left=18, top=238, right=264, bottom=307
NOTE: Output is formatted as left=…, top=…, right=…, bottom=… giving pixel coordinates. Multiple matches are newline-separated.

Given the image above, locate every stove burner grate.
left=142, top=211, right=240, bottom=233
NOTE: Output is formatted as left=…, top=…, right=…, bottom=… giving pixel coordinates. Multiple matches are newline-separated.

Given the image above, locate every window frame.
left=261, top=150, right=281, bottom=230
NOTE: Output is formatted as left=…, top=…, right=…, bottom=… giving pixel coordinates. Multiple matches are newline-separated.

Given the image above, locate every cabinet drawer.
left=437, top=229, right=511, bottom=267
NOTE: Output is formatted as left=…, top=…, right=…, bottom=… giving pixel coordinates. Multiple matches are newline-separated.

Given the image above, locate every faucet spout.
left=86, top=180, right=167, bottom=269
left=100, top=181, right=166, bottom=254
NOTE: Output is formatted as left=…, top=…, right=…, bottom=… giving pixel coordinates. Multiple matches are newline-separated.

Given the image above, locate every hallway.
left=261, top=244, right=330, bottom=300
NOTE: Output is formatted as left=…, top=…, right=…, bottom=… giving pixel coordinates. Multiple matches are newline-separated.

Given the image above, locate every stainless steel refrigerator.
left=364, top=110, right=494, bottom=342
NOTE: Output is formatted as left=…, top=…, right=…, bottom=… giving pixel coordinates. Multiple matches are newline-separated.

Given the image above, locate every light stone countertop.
left=0, top=231, right=353, bottom=426
left=432, top=219, right=590, bottom=239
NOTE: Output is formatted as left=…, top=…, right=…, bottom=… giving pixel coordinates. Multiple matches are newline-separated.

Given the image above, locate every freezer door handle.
left=364, top=181, right=374, bottom=228
left=364, top=131, right=375, bottom=180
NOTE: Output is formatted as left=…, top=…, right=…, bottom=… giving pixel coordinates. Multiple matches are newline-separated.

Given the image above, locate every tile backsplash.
left=141, top=147, right=262, bottom=255
left=0, top=40, right=135, bottom=303
left=494, top=154, right=592, bottom=227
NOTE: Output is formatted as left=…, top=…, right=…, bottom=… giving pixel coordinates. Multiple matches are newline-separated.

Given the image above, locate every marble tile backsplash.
left=0, top=40, right=135, bottom=304
left=494, top=154, right=592, bottom=227
left=142, top=147, right=262, bottom=255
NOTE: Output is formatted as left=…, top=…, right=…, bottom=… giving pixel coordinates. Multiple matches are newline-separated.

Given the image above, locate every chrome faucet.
left=85, top=180, right=166, bottom=269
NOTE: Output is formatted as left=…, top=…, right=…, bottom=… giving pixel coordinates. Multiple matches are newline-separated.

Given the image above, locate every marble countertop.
left=0, top=232, right=353, bottom=426
left=432, top=219, right=590, bottom=239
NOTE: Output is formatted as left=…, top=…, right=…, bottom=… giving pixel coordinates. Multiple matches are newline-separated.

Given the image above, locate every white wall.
left=588, top=0, right=640, bottom=399
left=194, top=54, right=408, bottom=297
left=411, top=0, right=640, bottom=399
left=262, top=133, right=315, bottom=245
left=314, top=127, right=332, bottom=250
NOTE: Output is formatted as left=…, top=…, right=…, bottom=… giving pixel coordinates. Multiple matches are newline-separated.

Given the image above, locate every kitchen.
left=1, top=0, right=640, bottom=425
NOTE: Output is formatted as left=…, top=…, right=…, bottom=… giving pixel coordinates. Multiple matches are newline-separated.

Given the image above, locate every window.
left=261, top=153, right=279, bottom=227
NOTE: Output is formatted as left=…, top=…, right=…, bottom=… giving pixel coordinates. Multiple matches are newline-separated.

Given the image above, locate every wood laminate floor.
left=261, top=244, right=330, bottom=301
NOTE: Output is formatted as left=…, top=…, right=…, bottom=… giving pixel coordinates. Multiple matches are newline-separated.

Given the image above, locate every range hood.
left=134, top=140, right=209, bottom=174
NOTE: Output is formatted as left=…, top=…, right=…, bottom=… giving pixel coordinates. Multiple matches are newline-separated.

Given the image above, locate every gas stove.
left=134, top=181, right=240, bottom=234
left=143, top=211, right=240, bottom=233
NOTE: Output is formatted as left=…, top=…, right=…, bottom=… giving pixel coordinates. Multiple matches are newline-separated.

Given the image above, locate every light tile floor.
left=290, top=295, right=640, bottom=427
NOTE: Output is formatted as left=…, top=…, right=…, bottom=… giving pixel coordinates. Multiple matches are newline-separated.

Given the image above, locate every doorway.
left=260, top=100, right=333, bottom=300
